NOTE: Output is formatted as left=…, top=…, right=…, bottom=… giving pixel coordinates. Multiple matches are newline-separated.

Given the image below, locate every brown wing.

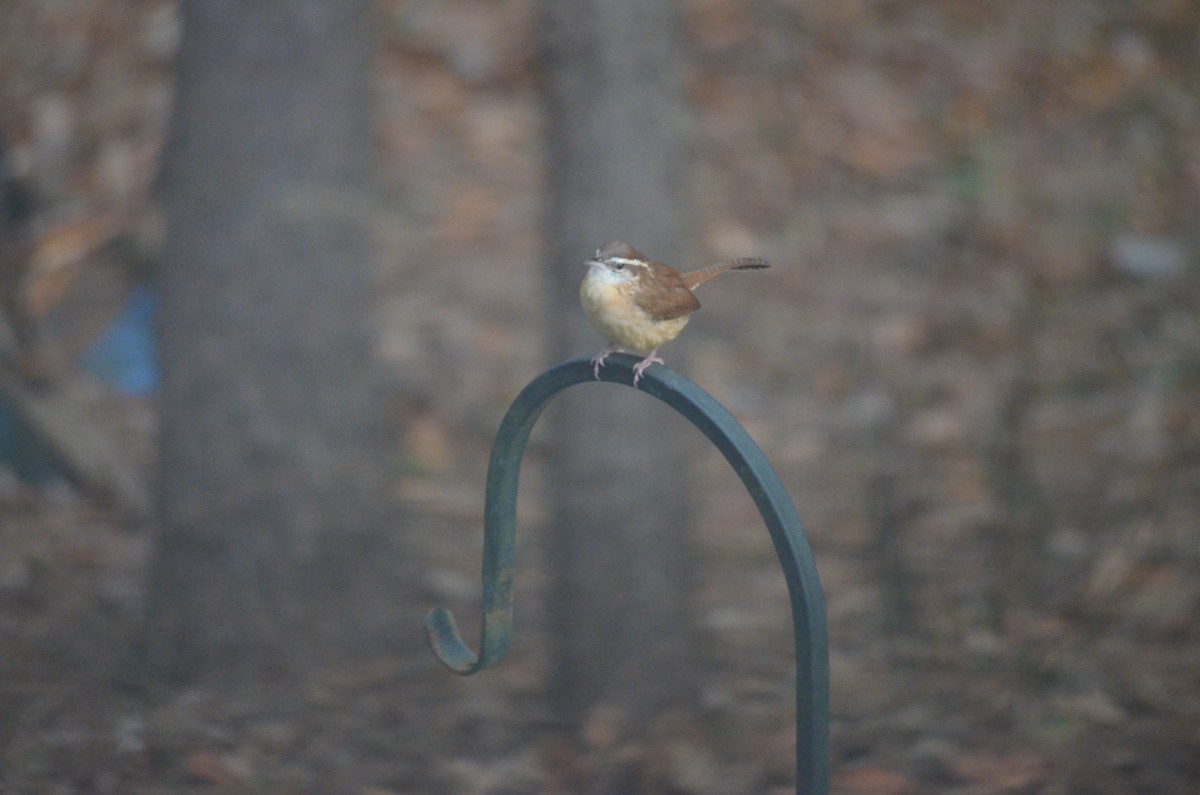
left=682, top=257, right=770, bottom=290
left=634, top=260, right=701, bottom=320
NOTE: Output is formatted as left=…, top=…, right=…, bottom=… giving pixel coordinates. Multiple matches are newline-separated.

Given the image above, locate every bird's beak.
left=586, top=258, right=602, bottom=268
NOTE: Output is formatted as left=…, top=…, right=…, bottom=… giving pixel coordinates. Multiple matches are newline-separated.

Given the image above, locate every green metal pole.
left=425, top=354, right=829, bottom=794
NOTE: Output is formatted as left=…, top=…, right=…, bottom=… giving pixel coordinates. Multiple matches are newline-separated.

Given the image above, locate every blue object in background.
left=0, top=285, right=159, bottom=483
left=81, top=285, right=159, bottom=396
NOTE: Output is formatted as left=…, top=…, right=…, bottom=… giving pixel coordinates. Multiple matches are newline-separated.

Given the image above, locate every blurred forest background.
left=1, top=0, right=1198, bottom=793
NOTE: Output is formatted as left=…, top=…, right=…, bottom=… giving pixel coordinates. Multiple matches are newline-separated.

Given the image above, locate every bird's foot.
left=631, top=349, right=664, bottom=386
left=591, top=344, right=616, bottom=379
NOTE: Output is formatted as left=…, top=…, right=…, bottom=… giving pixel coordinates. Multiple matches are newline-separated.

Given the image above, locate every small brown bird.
left=580, top=241, right=769, bottom=385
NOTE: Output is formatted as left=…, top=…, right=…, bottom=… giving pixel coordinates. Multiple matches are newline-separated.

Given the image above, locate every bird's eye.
left=613, top=262, right=625, bottom=271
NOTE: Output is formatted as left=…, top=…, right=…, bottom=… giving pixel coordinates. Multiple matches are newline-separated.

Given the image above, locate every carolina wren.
left=580, top=241, right=769, bottom=385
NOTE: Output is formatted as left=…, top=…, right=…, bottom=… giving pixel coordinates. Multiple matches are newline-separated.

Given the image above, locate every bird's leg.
left=631, top=348, right=664, bottom=386
left=591, top=343, right=617, bottom=379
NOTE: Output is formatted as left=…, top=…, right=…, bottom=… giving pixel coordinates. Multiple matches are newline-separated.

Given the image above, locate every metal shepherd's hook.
left=425, top=354, right=829, bottom=794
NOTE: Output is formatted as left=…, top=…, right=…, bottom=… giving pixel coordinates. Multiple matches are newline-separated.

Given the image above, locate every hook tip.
left=424, top=607, right=481, bottom=675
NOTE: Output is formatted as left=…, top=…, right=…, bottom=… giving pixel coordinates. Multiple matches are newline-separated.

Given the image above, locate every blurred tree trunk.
left=541, top=0, right=698, bottom=728
left=140, top=0, right=405, bottom=686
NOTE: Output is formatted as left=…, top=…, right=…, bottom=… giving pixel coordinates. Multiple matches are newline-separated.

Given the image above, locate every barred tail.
left=682, top=257, right=770, bottom=289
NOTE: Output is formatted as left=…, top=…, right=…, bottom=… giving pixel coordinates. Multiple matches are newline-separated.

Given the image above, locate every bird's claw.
left=590, top=345, right=662, bottom=386
left=631, top=350, right=664, bottom=387
left=591, top=344, right=615, bottom=380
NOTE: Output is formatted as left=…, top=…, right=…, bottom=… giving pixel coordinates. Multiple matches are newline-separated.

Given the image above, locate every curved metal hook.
left=425, top=354, right=829, bottom=793
left=423, top=358, right=583, bottom=674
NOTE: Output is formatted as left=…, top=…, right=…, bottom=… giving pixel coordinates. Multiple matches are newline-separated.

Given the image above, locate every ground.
left=1, top=1, right=1198, bottom=793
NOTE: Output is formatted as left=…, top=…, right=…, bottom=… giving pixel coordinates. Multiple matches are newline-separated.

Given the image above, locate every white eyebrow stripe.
left=607, top=257, right=647, bottom=267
